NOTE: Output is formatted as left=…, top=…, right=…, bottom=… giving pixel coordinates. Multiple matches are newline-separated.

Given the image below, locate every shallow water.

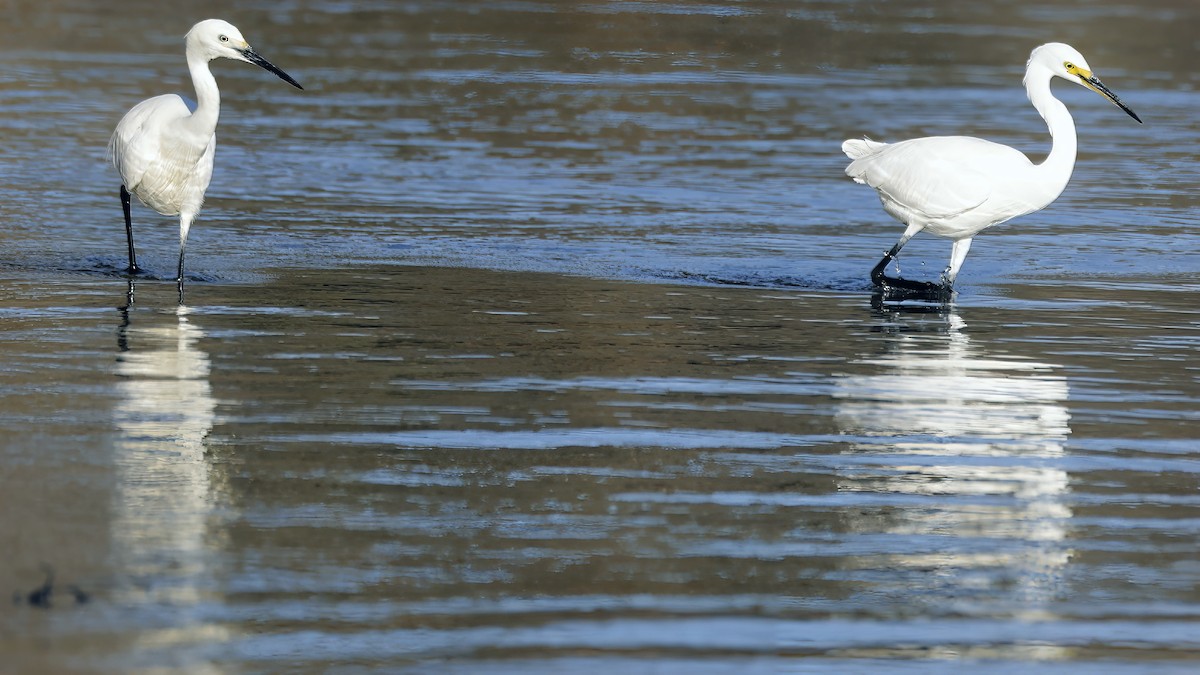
left=2, top=0, right=1200, bottom=672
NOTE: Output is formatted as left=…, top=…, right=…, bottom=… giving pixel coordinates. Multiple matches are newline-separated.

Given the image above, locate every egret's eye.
left=219, top=35, right=230, bottom=43
left=1064, top=62, right=1075, bottom=71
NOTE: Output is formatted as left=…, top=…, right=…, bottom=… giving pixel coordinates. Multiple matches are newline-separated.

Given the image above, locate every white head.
left=1028, top=42, right=1092, bottom=81
left=186, top=19, right=252, bottom=62
left=185, top=19, right=303, bottom=90
left=1027, top=42, right=1139, bottom=122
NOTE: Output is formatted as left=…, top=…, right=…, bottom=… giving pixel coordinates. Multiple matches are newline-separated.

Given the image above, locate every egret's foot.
left=875, top=274, right=945, bottom=293
left=124, top=264, right=143, bottom=276
left=870, top=252, right=952, bottom=299
left=873, top=273, right=954, bottom=303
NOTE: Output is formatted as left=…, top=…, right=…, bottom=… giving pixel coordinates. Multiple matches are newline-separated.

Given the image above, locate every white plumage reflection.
left=109, top=19, right=302, bottom=295
left=834, top=311, right=1073, bottom=616
left=112, top=304, right=221, bottom=620
left=843, top=43, right=1141, bottom=294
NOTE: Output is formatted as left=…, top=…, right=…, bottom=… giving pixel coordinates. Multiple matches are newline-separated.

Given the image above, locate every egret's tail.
left=841, top=137, right=886, bottom=160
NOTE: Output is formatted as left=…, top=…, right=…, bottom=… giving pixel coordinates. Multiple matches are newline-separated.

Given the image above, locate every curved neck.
left=184, top=52, right=220, bottom=134
left=1025, top=66, right=1077, bottom=182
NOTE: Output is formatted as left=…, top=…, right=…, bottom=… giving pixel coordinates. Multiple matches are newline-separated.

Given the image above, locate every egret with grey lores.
left=109, top=19, right=302, bottom=294
left=843, top=43, right=1141, bottom=294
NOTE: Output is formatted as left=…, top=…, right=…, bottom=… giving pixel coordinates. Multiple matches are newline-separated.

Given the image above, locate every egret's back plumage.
left=843, top=135, right=1040, bottom=238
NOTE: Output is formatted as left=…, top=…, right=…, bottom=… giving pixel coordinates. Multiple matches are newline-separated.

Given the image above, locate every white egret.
left=843, top=43, right=1141, bottom=294
left=109, top=19, right=302, bottom=293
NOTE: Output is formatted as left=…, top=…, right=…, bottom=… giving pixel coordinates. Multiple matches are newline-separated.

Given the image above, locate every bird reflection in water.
left=111, top=289, right=226, bottom=650
left=835, top=308, right=1072, bottom=623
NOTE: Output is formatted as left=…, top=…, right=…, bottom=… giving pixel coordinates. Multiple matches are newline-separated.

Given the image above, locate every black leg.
left=176, top=244, right=187, bottom=304
left=120, top=185, right=140, bottom=274
left=870, top=244, right=901, bottom=287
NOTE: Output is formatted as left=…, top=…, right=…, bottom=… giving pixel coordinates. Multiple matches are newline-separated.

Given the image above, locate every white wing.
left=109, top=94, right=194, bottom=190
left=109, top=94, right=215, bottom=216
left=844, top=136, right=1034, bottom=222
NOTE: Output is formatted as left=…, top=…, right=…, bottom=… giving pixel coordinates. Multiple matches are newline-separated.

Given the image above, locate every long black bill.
left=1086, top=75, right=1140, bottom=123
left=240, top=47, right=304, bottom=90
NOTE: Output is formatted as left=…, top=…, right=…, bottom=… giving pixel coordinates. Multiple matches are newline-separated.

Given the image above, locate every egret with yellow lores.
left=109, top=19, right=303, bottom=296
left=843, top=43, right=1141, bottom=295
